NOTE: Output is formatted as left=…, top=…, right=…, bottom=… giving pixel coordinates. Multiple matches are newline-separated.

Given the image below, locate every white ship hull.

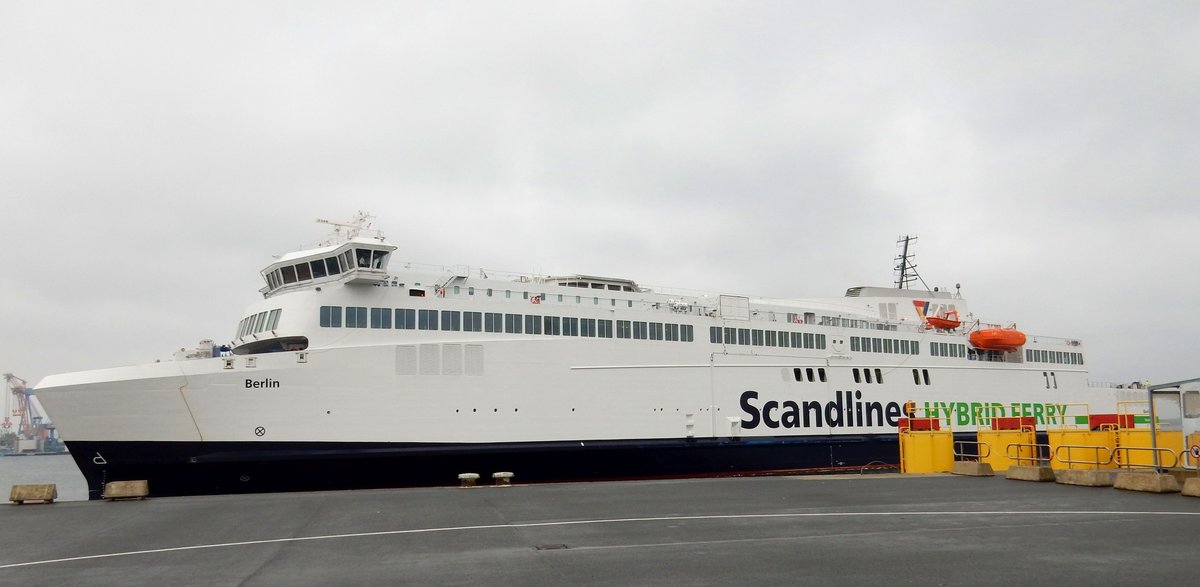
left=34, top=222, right=1128, bottom=498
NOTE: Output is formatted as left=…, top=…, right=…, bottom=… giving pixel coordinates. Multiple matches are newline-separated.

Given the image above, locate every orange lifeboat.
left=969, top=328, right=1026, bottom=352
left=925, top=309, right=961, bottom=330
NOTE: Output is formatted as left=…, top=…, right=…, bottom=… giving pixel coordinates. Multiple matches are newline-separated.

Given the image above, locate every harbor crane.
left=3, top=373, right=61, bottom=453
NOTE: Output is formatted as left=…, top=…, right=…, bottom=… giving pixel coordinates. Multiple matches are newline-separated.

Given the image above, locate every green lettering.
left=955, top=402, right=970, bottom=426
left=969, top=402, right=983, bottom=426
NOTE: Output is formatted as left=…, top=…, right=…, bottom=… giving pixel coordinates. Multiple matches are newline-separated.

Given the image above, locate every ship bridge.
left=259, top=238, right=397, bottom=298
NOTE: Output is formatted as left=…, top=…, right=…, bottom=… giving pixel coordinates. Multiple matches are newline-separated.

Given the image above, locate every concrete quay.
left=2, top=474, right=1200, bottom=586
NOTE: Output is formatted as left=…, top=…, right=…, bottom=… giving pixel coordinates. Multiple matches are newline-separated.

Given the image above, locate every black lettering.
left=825, top=396, right=843, bottom=427
left=854, top=390, right=863, bottom=427
left=803, top=400, right=823, bottom=427
left=740, top=390, right=760, bottom=429
left=762, top=401, right=780, bottom=429
left=885, top=402, right=903, bottom=427
left=865, top=401, right=884, bottom=426
left=781, top=401, right=801, bottom=428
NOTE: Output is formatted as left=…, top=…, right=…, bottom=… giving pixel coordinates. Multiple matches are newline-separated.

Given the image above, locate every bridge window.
left=310, top=260, right=327, bottom=279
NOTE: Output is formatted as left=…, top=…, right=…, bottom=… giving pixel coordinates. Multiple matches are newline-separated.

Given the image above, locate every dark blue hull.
left=66, top=434, right=912, bottom=499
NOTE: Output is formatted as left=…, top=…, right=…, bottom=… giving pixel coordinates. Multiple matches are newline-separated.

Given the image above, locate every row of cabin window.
left=818, top=316, right=898, bottom=331
left=794, top=367, right=934, bottom=386
left=708, top=327, right=827, bottom=350
left=793, top=367, right=828, bottom=383
left=318, top=306, right=695, bottom=341
left=432, top=286, right=637, bottom=308
left=1026, top=349, right=1084, bottom=365
left=853, top=368, right=884, bottom=384
left=850, top=336, right=920, bottom=355
left=929, top=342, right=968, bottom=358
left=237, top=309, right=282, bottom=338
left=266, top=248, right=389, bottom=291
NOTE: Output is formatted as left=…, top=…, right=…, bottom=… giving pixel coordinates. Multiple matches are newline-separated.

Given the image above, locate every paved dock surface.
left=2, top=474, right=1200, bottom=586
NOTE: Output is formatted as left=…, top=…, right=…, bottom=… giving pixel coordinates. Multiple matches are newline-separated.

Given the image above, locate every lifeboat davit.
left=925, top=309, right=961, bottom=331
left=969, top=328, right=1026, bottom=352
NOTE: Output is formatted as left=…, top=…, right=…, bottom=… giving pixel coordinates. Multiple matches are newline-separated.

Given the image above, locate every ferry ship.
left=36, top=214, right=1126, bottom=499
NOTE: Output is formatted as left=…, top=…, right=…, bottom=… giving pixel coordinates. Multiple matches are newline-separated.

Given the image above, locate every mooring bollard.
left=492, top=472, right=514, bottom=486
left=458, top=473, right=480, bottom=488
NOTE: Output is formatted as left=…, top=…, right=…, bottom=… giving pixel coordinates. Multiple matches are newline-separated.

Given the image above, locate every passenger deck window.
left=617, top=320, right=632, bottom=339
left=441, top=310, right=461, bottom=331
left=370, top=307, right=391, bottom=329
left=319, top=306, right=342, bottom=328
left=418, top=309, right=437, bottom=330
left=345, top=306, right=367, bottom=328
left=396, top=308, right=416, bottom=329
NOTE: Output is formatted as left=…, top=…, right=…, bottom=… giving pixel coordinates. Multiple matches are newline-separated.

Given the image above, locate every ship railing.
left=1024, top=334, right=1083, bottom=347
left=393, top=262, right=556, bottom=284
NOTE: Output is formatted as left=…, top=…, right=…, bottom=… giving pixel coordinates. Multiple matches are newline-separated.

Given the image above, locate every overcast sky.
left=2, top=1, right=1197, bottom=391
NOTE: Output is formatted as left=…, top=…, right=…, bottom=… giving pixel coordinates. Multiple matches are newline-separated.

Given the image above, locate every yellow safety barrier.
left=979, top=428, right=1035, bottom=472
left=1115, top=429, right=1184, bottom=468
left=1006, top=443, right=1051, bottom=467
left=1052, top=444, right=1114, bottom=470
left=953, top=440, right=991, bottom=461
left=967, top=404, right=1036, bottom=473
left=1113, top=446, right=1179, bottom=470
left=899, top=417, right=953, bottom=474
left=1049, top=429, right=1117, bottom=470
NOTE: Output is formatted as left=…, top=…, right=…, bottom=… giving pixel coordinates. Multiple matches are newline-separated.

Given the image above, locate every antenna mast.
left=894, top=235, right=930, bottom=290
